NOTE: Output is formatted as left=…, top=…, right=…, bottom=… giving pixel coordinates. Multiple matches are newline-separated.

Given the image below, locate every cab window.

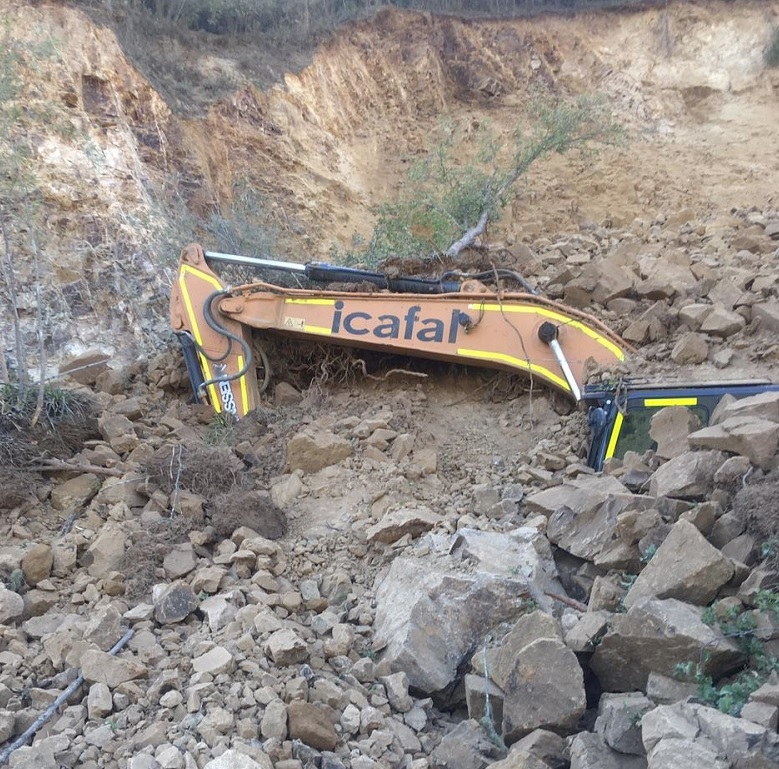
left=611, top=405, right=708, bottom=461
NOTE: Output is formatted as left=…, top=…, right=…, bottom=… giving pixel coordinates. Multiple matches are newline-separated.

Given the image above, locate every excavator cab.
left=584, top=380, right=779, bottom=470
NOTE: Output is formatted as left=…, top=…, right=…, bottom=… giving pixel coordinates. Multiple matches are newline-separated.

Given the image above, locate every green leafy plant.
left=675, top=596, right=779, bottom=716
left=334, top=94, right=623, bottom=265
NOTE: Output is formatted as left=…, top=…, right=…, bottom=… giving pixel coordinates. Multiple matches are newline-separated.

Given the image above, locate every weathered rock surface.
left=623, top=520, right=733, bottom=608
left=590, top=598, right=742, bottom=691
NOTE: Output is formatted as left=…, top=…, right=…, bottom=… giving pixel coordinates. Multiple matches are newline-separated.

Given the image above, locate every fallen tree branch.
left=545, top=591, right=588, bottom=613
left=0, top=628, right=134, bottom=765
left=27, top=459, right=125, bottom=477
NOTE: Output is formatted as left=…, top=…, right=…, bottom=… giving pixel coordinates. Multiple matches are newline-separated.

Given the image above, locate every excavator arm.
left=170, top=243, right=630, bottom=418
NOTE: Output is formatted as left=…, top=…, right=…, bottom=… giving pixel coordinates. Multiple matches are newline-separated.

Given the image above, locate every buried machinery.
left=169, top=243, right=779, bottom=471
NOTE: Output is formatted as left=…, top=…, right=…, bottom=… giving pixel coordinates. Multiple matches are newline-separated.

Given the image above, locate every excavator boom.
left=170, top=244, right=629, bottom=418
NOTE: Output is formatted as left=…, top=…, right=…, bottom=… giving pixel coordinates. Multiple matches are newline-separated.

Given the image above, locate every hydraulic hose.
left=197, top=289, right=254, bottom=398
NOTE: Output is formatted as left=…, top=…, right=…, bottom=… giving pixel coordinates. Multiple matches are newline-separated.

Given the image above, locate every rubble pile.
left=1, top=211, right=779, bottom=769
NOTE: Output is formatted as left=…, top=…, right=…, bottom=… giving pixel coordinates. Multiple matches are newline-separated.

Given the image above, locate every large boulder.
left=688, top=417, right=779, bottom=471
left=286, top=426, right=352, bottom=473
left=590, top=598, right=742, bottom=692
left=622, top=520, right=733, bottom=609
left=642, top=702, right=779, bottom=767
left=648, top=451, right=726, bottom=499
left=374, top=528, right=562, bottom=697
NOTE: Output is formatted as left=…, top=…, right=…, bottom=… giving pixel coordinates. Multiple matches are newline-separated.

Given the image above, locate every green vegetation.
left=674, top=592, right=779, bottom=717
left=124, top=1, right=675, bottom=37
left=335, top=95, right=621, bottom=265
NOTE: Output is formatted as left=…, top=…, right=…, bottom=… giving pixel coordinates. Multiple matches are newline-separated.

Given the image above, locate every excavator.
left=170, top=243, right=779, bottom=471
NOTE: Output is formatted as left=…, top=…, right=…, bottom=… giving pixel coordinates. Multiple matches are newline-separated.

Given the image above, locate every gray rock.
left=374, top=529, right=561, bottom=697
left=646, top=738, right=727, bottom=769
left=203, top=749, right=272, bottom=769
left=265, top=628, right=309, bottom=666
left=623, top=520, right=733, bottom=608
left=286, top=427, right=352, bottom=473
left=568, top=732, right=647, bottom=769
left=83, top=522, right=127, bottom=578
left=499, top=637, right=586, bottom=742
left=153, top=582, right=199, bottom=624
left=688, top=417, right=779, bottom=471
left=431, top=719, right=505, bottom=769
left=649, top=407, right=701, bottom=460
left=596, top=693, right=654, bottom=755
left=366, top=505, right=442, bottom=544
left=192, top=646, right=234, bottom=675
left=648, top=450, right=726, bottom=499
left=0, top=585, right=24, bottom=623
left=80, top=648, right=147, bottom=688
left=50, top=473, right=101, bottom=512
left=670, top=333, right=708, bottom=365
left=511, top=730, right=566, bottom=769
left=590, top=598, right=742, bottom=691
left=287, top=699, right=337, bottom=751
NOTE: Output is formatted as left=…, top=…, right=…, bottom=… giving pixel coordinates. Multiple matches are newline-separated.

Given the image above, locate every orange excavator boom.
left=170, top=243, right=630, bottom=418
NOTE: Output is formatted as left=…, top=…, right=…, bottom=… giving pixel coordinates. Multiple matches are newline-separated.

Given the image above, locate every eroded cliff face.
left=0, top=1, right=778, bottom=370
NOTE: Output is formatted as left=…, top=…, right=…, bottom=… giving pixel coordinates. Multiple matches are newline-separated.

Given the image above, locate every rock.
left=511, top=730, right=566, bottom=769
left=95, top=473, right=147, bottom=508
left=713, top=390, right=779, bottom=424
left=82, top=605, right=124, bottom=650
left=265, top=628, right=309, bottom=666
left=595, top=693, right=653, bottom=755
left=381, top=671, right=414, bottom=712
left=287, top=700, right=337, bottom=751
left=59, top=351, right=110, bottom=384
left=203, top=749, right=271, bottom=769
left=153, top=582, right=199, bottom=624
left=688, top=417, right=779, bottom=471
left=162, top=543, right=197, bottom=579
left=648, top=450, right=726, bottom=499
left=21, top=543, right=54, bottom=587
left=465, top=672, right=504, bottom=728
left=670, top=333, right=708, bottom=364
left=699, top=307, right=746, bottom=337
left=87, top=682, right=113, bottom=718
left=740, top=700, right=779, bottom=730
left=642, top=702, right=779, bottom=766
left=374, top=528, right=562, bottom=697
left=80, top=648, right=147, bottom=688
left=431, top=719, right=506, bottom=769
left=678, top=304, right=712, bottom=330
left=0, top=585, right=24, bottom=623
left=646, top=738, right=727, bottom=769
left=286, top=427, right=352, bottom=473
left=623, top=520, right=733, bottom=608
left=568, top=732, right=647, bottom=769
left=192, top=646, right=234, bottom=675
left=590, top=598, right=742, bottom=691
left=498, top=637, right=586, bottom=742
left=98, top=412, right=139, bottom=454
left=274, top=382, right=302, bottom=405
left=366, top=505, right=442, bottom=544
left=83, top=522, right=127, bottom=578
left=751, top=301, right=779, bottom=332
left=50, top=473, right=101, bottom=511
left=197, top=706, right=234, bottom=745
left=649, top=408, right=701, bottom=460
left=261, top=699, right=288, bottom=741
left=482, top=749, right=549, bottom=769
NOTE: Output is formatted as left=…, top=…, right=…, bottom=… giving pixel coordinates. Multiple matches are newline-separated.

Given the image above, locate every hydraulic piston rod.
left=537, top=321, right=582, bottom=402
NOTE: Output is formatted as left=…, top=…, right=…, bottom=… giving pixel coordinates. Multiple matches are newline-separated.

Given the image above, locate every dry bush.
left=121, top=516, right=200, bottom=600
left=0, top=466, right=37, bottom=509
left=209, top=489, right=287, bottom=540
left=733, top=480, right=779, bottom=572
left=0, top=385, right=98, bottom=466
left=144, top=442, right=248, bottom=499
